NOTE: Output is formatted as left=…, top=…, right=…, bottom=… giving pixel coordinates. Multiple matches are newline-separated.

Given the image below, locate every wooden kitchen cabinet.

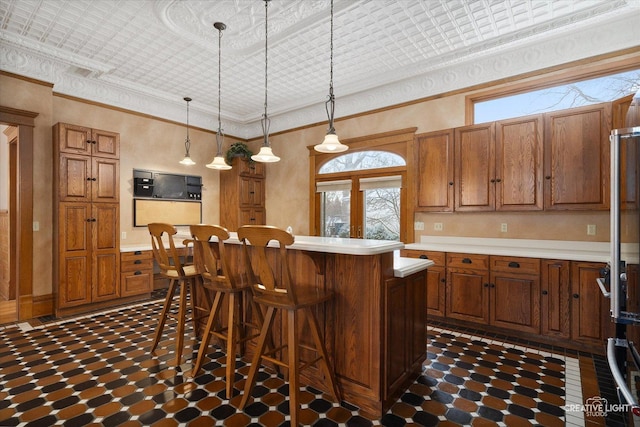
left=120, top=250, right=153, bottom=297
left=454, top=123, right=495, bottom=211
left=57, top=202, right=120, bottom=307
left=544, top=103, right=611, bottom=210
left=446, top=253, right=490, bottom=323
left=400, top=249, right=445, bottom=317
left=220, top=157, right=266, bottom=231
left=415, top=130, right=454, bottom=212
left=54, top=123, right=120, bottom=315
left=384, top=271, right=427, bottom=401
left=570, top=261, right=612, bottom=346
left=540, top=259, right=571, bottom=339
left=495, top=115, right=544, bottom=211
left=489, top=256, right=541, bottom=334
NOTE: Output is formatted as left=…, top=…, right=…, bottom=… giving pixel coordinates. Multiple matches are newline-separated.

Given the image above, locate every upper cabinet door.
left=91, top=129, right=120, bottom=159
left=415, top=130, right=454, bottom=212
left=544, top=103, right=611, bottom=210
left=454, top=123, right=495, bottom=211
left=57, top=123, right=92, bottom=155
left=495, top=115, right=544, bottom=211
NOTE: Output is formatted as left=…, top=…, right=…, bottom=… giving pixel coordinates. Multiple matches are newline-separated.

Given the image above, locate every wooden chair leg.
left=225, top=292, right=237, bottom=398
left=288, top=309, right=300, bottom=426
left=150, top=279, right=177, bottom=353
left=239, top=306, right=277, bottom=409
left=305, top=307, right=341, bottom=402
left=174, top=279, right=188, bottom=366
left=190, top=291, right=224, bottom=376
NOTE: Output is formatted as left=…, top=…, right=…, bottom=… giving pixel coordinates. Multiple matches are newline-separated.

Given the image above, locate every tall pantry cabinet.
left=53, top=123, right=120, bottom=316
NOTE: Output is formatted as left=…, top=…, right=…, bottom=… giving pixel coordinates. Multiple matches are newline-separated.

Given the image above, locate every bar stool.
left=188, top=224, right=264, bottom=397
left=148, top=222, right=200, bottom=367
left=237, top=225, right=341, bottom=425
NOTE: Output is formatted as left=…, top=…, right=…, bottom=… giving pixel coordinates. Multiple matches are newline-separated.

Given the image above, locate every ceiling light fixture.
left=252, top=0, right=280, bottom=163
left=179, top=97, right=196, bottom=165
left=314, top=0, right=347, bottom=154
left=207, top=22, right=232, bottom=170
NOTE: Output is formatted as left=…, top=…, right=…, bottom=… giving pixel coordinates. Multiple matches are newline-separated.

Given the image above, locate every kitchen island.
left=125, top=233, right=432, bottom=417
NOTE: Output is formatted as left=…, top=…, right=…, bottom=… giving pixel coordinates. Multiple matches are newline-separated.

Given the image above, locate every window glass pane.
left=320, top=189, right=351, bottom=237
left=319, top=151, right=405, bottom=174
left=475, top=69, right=640, bottom=123
left=363, top=187, right=400, bottom=241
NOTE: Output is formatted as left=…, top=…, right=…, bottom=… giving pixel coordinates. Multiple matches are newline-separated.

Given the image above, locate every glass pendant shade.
left=179, top=154, right=196, bottom=165
left=251, top=145, right=280, bottom=163
left=314, top=132, right=348, bottom=153
left=206, top=154, right=231, bottom=169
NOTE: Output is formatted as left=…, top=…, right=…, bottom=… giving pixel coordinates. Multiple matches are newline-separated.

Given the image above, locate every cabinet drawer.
left=446, top=253, right=489, bottom=270
left=121, top=271, right=153, bottom=297
left=121, top=250, right=153, bottom=272
left=121, top=250, right=153, bottom=262
left=490, top=256, right=540, bottom=275
left=400, top=250, right=445, bottom=267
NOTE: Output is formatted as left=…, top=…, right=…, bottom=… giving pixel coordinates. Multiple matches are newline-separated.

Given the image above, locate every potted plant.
left=225, top=142, right=254, bottom=165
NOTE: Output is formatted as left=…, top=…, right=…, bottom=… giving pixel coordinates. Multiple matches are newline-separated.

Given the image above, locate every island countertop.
left=122, top=232, right=433, bottom=277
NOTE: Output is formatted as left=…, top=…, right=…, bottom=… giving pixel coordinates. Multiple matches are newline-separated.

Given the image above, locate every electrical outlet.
left=414, top=221, right=424, bottom=231
left=501, top=223, right=508, bottom=233
left=434, top=223, right=443, bottom=231
left=32, top=221, right=39, bottom=231
left=587, top=224, right=596, bottom=235
left=121, top=231, right=127, bottom=240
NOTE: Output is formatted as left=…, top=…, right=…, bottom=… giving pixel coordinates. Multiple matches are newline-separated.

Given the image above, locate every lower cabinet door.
left=446, top=268, right=489, bottom=323
left=121, top=270, right=153, bottom=297
left=489, top=272, right=540, bottom=334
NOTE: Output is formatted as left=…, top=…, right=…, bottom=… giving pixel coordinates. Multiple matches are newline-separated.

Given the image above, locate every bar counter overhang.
left=124, top=233, right=432, bottom=417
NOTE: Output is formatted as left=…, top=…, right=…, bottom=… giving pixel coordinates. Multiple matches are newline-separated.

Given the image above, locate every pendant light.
left=252, top=0, right=280, bottom=163
left=206, top=22, right=232, bottom=170
left=314, top=0, right=348, bottom=153
left=179, top=97, right=196, bottom=165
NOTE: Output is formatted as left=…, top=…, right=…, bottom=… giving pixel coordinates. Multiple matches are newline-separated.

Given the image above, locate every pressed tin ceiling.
left=0, top=0, right=638, bottom=139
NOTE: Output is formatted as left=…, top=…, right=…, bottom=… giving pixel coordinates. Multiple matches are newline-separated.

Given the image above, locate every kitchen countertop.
left=122, top=233, right=432, bottom=278
left=404, top=236, right=639, bottom=264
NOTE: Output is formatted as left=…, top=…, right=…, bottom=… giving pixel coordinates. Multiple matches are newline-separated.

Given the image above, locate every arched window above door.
left=318, top=150, right=405, bottom=174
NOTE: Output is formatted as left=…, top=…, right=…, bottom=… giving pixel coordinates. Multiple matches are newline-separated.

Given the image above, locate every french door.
left=318, top=173, right=404, bottom=241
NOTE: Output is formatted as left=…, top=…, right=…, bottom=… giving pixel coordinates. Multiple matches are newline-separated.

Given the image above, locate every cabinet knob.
left=490, top=283, right=495, bottom=288
left=496, top=178, right=502, bottom=183
left=490, top=179, right=496, bottom=183
left=134, top=260, right=142, bottom=264
left=448, top=182, right=454, bottom=186
left=134, top=271, right=142, bottom=275
left=573, top=293, right=579, bottom=298
left=545, top=176, right=551, bottom=180
left=440, top=278, right=446, bottom=283
left=484, top=283, right=489, bottom=287
left=542, top=290, right=548, bottom=295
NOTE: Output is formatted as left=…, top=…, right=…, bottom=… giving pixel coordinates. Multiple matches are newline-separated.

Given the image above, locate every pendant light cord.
left=262, top=0, right=270, bottom=144
left=326, top=0, right=336, bottom=134
left=185, top=98, right=190, bottom=148
left=216, top=23, right=224, bottom=154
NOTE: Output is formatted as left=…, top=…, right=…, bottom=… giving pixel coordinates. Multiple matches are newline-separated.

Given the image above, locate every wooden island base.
left=212, top=239, right=428, bottom=418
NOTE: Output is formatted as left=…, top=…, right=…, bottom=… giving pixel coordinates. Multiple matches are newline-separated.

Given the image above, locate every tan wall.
left=1, top=51, right=636, bottom=297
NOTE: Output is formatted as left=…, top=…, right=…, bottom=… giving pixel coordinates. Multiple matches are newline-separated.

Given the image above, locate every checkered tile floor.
left=0, top=296, right=603, bottom=426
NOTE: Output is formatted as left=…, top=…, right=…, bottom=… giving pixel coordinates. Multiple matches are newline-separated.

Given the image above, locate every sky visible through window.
left=475, top=69, right=640, bottom=123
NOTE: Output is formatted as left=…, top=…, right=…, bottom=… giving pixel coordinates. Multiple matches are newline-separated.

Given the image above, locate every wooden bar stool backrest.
left=189, top=224, right=236, bottom=290
left=148, top=222, right=189, bottom=278
left=237, top=225, right=297, bottom=305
